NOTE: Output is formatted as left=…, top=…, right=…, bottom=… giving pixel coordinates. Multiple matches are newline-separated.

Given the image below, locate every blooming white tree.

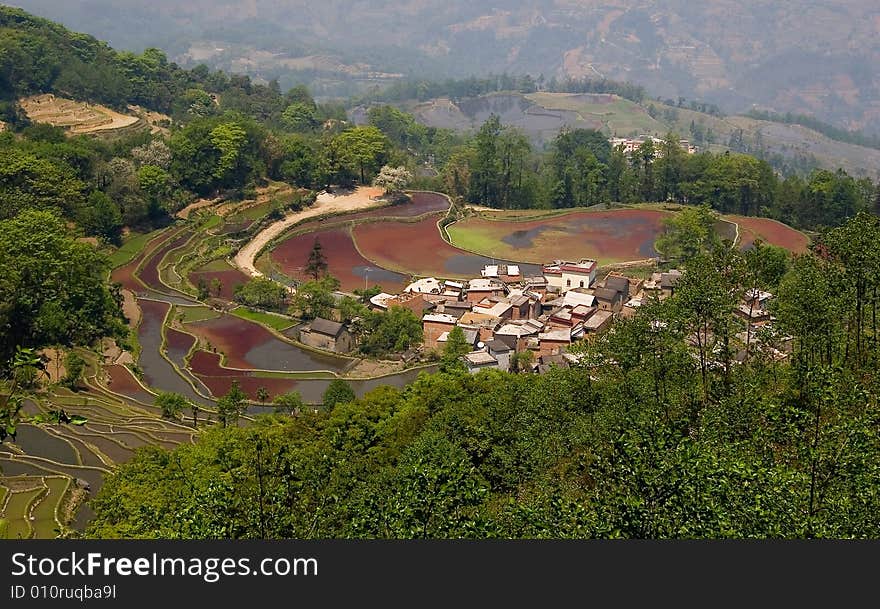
left=373, top=165, right=413, bottom=195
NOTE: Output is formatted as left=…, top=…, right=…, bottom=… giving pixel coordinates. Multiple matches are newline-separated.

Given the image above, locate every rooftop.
left=308, top=317, right=345, bottom=338
left=406, top=277, right=442, bottom=294
left=485, top=339, right=511, bottom=352
left=584, top=310, right=613, bottom=330
left=539, top=328, right=572, bottom=342
left=468, top=278, right=504, bottom=291
left=464, top=351, right=498, bottom=366
left=594, top=287, right=621, bottom=302
left=423, top=313, right=458, bottom=325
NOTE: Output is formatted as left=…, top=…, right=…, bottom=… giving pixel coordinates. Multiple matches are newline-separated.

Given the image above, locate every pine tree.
left=305, top=238, right=328, bottom=280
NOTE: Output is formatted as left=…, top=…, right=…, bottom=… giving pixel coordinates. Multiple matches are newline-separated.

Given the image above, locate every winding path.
left=232, top=186, right=386, bottom=278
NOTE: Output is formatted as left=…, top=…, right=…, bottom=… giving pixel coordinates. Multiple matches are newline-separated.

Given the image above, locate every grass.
left=445, top=225, right=501, bottom=254
left=198, top=258, right=237, bottom=272
left=32, top=477, right=68, bottom=538
left=231, top=307, right=296, bottom=331
left=2, top=487, right=42, bottom=539
left=201, top=214, right=223, bottom=231
left=0, top=486, right=7, bottom=509
left=255, top=370, right=336, bottom=380
left=227, top=200, right=273, bottom=222
left=174, top=305, right=220, bottom=324
left=526, top=92, right=665, bottom=136
left=108, top=229, right=163, bottom=269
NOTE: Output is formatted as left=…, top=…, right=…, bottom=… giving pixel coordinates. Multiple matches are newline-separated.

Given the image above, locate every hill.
left=396, top=91, right=880, bottom=177
left=9, top=0, right=880, bottom=134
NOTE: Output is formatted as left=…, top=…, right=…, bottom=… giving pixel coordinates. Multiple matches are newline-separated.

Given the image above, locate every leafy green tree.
left=61, top=353, right=86, bottom=389
left=440, top=326, right=470, bottom=371
left=233, top=277, right=288, bottom=310
left=155, top=392, right=189, bottom=420
left=273, top=391, right=304, bottom=415
left=78, top=190, right=123, bottom=244
left=217, top=380, right=247, bottom=427
left=256, top=387, right=270, bottom=405
left=291, top=276, right=339, bottom=320
left=0, top=146, right=85, bottom=220
left=359, top=307, right=423, bottom=356
left=323, top=379, right=355, bottom=409
left=137, top=165, right=173, bottom=216
left=335, top=126, right=388, bottom=184
left=281, top=103, right=318, bottom=132
left=655, top=205, right=720, bottom=262
left=0, top=210, right=125, bottom=366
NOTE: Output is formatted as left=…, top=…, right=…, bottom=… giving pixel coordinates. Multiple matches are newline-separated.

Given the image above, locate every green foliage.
left=655, top=205, right=721, bottom=262
left=78, top=190, right=123, bottom=244
left=0, top=210, right=125, bottom=366
left=281, top=102, right=318, bottom=132
left=61, top=353, right=85, bottom=389
left=290, top=276, right=339, bottom=321
left=440, top=326, right=470, bottom=372
left=322, top=379, right=355, bottom=410
left=334, top=126, right=389, bottom=185
left=233, top=277, right=287, bottom=311
left=304, top=237, right=327, bottom=280
left=154, top=392, right=190, bottom=420
left=359, top=307, right=423, bottom=357
left=217, top=380, right=247, bottom=428
left=272, top=391, right=304, bottom=415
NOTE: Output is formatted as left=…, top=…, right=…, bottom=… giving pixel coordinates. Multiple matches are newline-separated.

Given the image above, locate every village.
left=294, top=255, right=786, bottom=375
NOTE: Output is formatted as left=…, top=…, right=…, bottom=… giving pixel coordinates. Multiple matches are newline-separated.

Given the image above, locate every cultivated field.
left=184, top=315, right=348, bottom=373
left=188, top=259, right=249, bottom=300
left=270, top=228, right=408, bottom=293
left=447, top=208, right=669, bottom=266
left=352, top=214, right=538, bottom=278
left=20, top=94, right=147, bottom=137
left=728, top=215, right=811, bottom=253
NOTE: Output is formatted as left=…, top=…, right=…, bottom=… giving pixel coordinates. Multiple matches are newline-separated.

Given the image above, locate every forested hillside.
left=87, top=212, right=880, bottom=538
left=10, top=0, right=880, bottom=133
left=1, top=7, right=879, bottom=540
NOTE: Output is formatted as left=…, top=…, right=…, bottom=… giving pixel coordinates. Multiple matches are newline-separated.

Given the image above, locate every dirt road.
left=232, top=186, right=386, bottom=278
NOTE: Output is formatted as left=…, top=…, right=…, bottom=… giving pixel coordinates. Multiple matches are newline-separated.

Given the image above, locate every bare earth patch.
left=233, top=186, right=386, bottom=278
left=346, top=359, right=408, bottom=378
left=21, top=94, right=141, bottom=135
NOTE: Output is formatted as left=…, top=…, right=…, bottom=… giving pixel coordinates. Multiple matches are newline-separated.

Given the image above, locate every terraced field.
left=728, top=215, right=811, bottom=254
left=447, top=208, right=669, bottom=266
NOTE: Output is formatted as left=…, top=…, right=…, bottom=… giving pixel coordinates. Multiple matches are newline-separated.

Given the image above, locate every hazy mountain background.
left=8, top=1, right=880, bottom=134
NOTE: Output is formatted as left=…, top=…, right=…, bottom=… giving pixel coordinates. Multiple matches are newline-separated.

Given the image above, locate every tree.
left=155, top=392, right=189, bottom=420
left=323, top=379, right=355, bottom=409
left=373, top=165, right=413, bottom=195
left=281, top=102, right=318, bottom=132
left=273, top=391, right=304, bottom=415
left=291, top=276, right=339, bottom=320
left=210, top=278, right=223, bottom=297
left=359, top=307, right=424, bottom=356
left=233, top=277, right=288, bottom=310
left=217, top=380, right=247, bottom=427
left=61, top=353, right=85, bottom=389
left=511, top=350, right=534, bottom=373
left=305, top=238, right=328, bottom=280
left=209, top=121, right=248, bottom=181
left=440, top=326, right=470, bottom=371
left=654, top=205, right=720, bottom=262
left=78, top=190, right=123, bottom=244
left=0, top=210, right=125, bottom=366
left=335, top=126, right=388, bottom=184
left=256, top=386, right=270, bottom=405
